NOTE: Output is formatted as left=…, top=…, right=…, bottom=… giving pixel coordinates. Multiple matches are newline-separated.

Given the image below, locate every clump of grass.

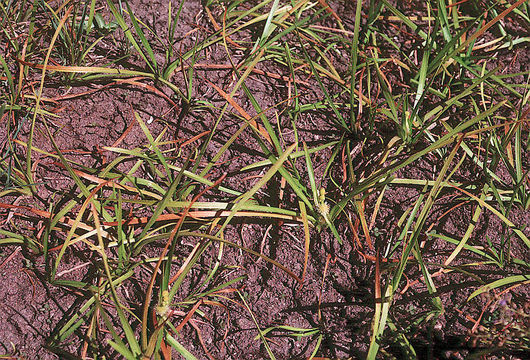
left=1, top=0, right=529, bottom=358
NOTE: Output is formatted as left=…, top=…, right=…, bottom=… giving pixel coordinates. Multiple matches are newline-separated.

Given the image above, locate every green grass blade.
left=105, top=0, right=156, bottom=73
left=124, top=0, right=157, bottom=71
left=468, top=275, right=530, bottom=301
left=166, top=334, right=199, bottom=360
left=218, top=143, right=297, bottom=234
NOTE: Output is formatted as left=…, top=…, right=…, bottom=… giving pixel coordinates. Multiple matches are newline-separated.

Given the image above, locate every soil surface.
left=1, top=1, right=529, bottom=359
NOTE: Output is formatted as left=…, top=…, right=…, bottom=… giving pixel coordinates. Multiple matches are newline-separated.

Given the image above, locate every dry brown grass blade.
left=174, top=299, right=203, bottom=333
left=117, top=78, right=178, bottom=107
left=160, top=339, right=171, bottom=360
left=0, top=247, right=21, bottom=271
left=45, top=76, right=177, bottom=109
left=374, top=250, right=381, bottom=300
left=111, top=114, right=137, bottom=148
left=460, top=0, right=528, bottom=54
left=355, top=199, right=374, bottom=250
left=204, top=6, right=244, bottom=49
left=318, top=254, right=335, bottom=322
left=205, top=6, right=242, bottom=49
left=185, top=63, right=311, bottom=86
left=16, top=59, right=115, bottom=74
left=17, top=9, right=34, bottom=100
left=299, top=201, right=310, bottom=287
left=49, top=163, right=162, bottom=199
left=350, top=216, right=364, bottom=250
left=179, top=130, right=211, bottom=148
left=0, top=202, right=111, bottom=244
left=189, top=319, right=216, bottom=360
left=169, top=241, right=200, bottom=285
left=317, top=0, right=342, bottom=24
left=101, top=210, right=304, bottom=227
left=207, top=80, right=273, bottom=144
left=399, top=268, right=451, bottom=295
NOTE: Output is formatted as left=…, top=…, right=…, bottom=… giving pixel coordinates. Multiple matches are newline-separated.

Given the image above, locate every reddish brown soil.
left=1, top=1, right=529, bottom=359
